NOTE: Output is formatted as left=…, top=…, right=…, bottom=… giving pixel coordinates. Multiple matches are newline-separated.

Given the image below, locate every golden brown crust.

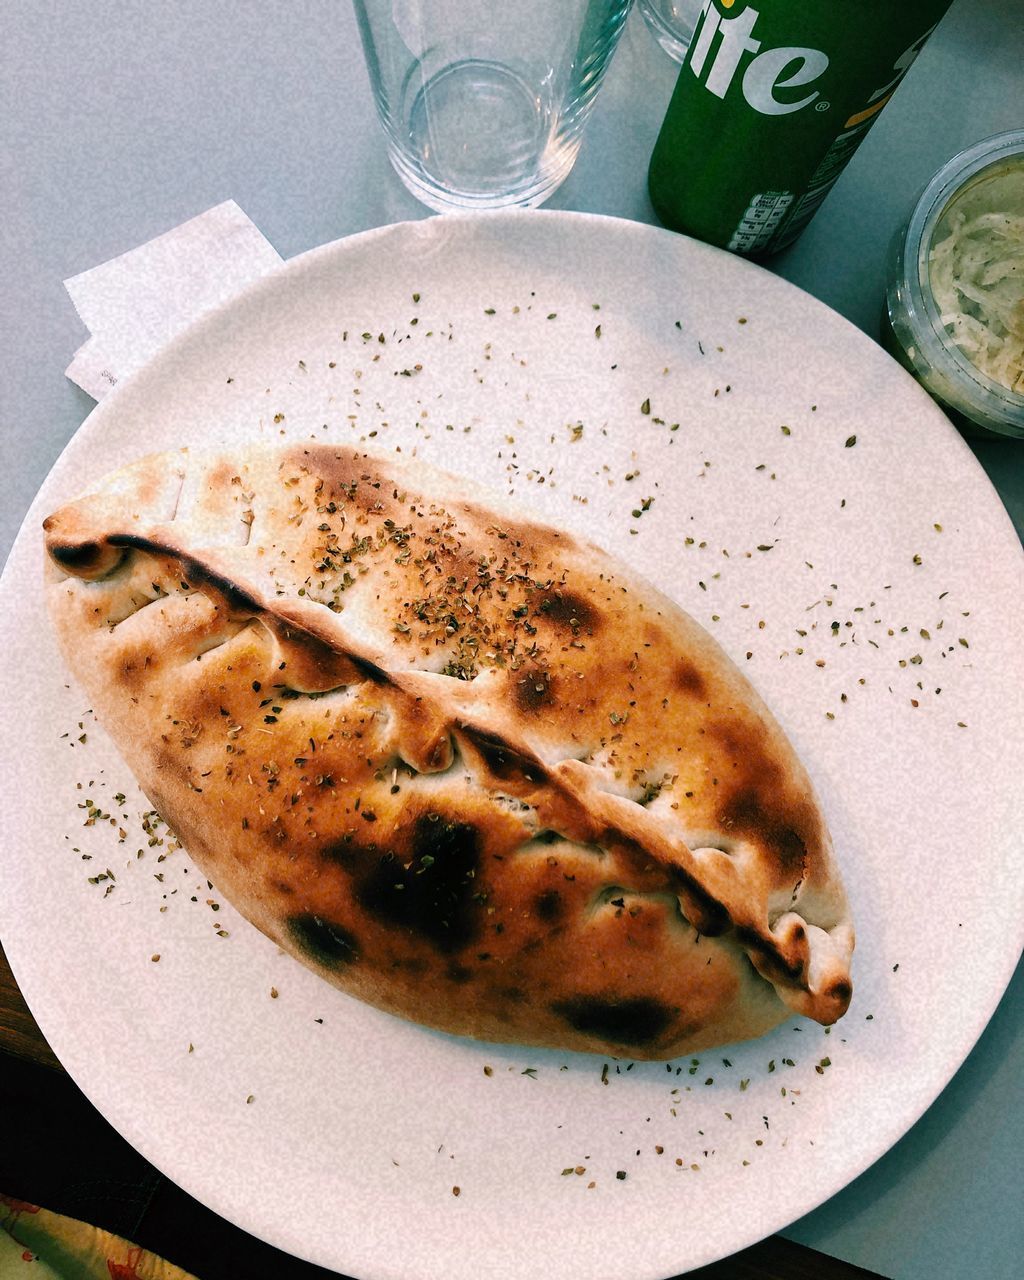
left=43, top=445, right=854, bottom=1058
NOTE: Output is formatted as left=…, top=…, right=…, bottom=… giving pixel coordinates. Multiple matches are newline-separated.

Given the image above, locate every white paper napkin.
left=64, top=200, right=283, bottom=401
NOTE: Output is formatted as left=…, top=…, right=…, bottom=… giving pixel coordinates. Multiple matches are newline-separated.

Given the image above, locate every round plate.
left=2, top=211, right=1022, bottom=1279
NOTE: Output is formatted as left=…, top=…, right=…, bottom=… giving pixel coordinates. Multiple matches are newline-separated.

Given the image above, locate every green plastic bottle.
left=648, top=0, right=954, bottom=256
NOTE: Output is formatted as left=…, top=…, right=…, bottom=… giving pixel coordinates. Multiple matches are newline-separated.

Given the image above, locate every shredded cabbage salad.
left=929, top=207, right=1024, bottom=395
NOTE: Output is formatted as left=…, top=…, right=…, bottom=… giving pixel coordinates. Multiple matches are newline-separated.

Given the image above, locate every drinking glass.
left=636, top=0, right=702, bottom=62
left=353, top=0, right=635, bottom=212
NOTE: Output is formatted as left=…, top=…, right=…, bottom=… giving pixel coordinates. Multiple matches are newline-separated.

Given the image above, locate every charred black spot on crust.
left=345, top=650, right=391, bottom=686
left=828, top=978, right=852, bottom=1006
left=771, top=825, right=808, bottom=869
left=95, top=533, right=390, bottom=690
left=446, top=963, right=473, bottom=984
left=720, top=787, right=809, bottom=871
left=106, top=535, right=265, bottom=614
left=535, top=589, right=599, bottom=633
left=605, top=825, right=730, bottom=936
left=719, top=786, right=764, bottom=830
left=552, top=996, right=673, bottom=1047
left=532, top=830, right=562, bottom=845
left=287, top=914, right=360, bottom=967
left=47, top=538, right=107, bottom=571
left=275, top=622, right=348, bottom=679
left=668, top=864, right=731, bottom=936
left=513, top=668, right=554, bottom=714
left=674, top=659, right=706, bottom=698
left=534, top=889, right=563, bottom=923
left=356, top=814, right=480, bottom=953
left=735, top=925, right=804, bottom=981
left=458, top=722, right=549, bottom=786
left=320, top=836, right=358, bottom=870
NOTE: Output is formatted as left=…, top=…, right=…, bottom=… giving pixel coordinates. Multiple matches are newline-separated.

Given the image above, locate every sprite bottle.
left=647, top=0, right=954, bottom=256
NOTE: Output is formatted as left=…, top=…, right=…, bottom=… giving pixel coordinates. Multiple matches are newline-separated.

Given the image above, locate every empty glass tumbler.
left=352, top=0, right=634, bottom=211
left=636, top=0, right=702, bottom=62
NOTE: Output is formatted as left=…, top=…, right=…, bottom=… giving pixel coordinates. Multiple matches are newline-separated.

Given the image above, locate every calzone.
left=44, top=445, right=854, bottom=1058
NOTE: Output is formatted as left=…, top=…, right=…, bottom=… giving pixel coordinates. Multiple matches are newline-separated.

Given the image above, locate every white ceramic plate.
left=2, top=211, right=1022, bottom=1279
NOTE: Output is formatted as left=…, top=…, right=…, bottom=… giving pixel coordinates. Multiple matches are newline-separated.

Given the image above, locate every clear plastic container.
left=883, top=130, right=1024, bottom=440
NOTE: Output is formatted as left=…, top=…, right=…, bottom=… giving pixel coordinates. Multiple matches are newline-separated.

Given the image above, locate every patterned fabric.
left=0, top=1196, right=198, bottom=1279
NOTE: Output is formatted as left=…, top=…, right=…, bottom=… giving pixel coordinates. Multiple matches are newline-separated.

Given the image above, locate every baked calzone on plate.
left=44, top=445, right=854, bottom=1058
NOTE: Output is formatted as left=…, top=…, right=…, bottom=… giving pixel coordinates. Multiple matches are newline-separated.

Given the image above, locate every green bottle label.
left=648, top=0, right=954, bottom=255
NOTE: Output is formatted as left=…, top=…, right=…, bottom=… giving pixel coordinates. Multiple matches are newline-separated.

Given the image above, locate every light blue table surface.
left=3, top=2, right=1021, bottom=1277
